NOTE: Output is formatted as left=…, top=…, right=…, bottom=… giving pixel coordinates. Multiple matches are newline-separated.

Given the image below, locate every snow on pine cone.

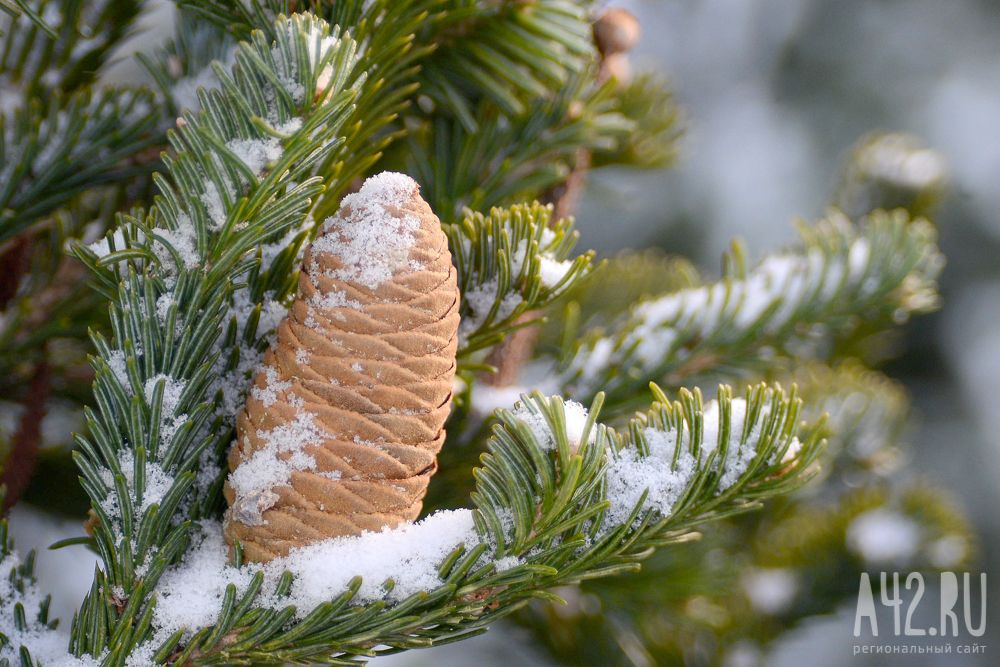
left=223, top=172, right=460, bottom=562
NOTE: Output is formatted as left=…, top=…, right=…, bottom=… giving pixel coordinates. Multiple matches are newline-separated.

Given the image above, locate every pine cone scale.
left=225, top=173, right=460, bottom=561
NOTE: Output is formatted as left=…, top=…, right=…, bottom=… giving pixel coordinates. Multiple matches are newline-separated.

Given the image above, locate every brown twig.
left=1, top=359, right=50, bottom=511
left=484, top=8, right=639, bottom=387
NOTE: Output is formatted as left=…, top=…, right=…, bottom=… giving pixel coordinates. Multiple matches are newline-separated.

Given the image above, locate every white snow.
left=846, top=508, right=921, bottom=564
left=604, top=427, right=698, bottom=528
left=0, top=545, right=98, bottom=665
left=151, top=511, right=480, bottom=640
left=209, top=290, right=289, bottom=422
left=107, top=349, right=132, bottom=393
left=538, top=255, right=574, bottom=289
left=510, top=398, right=591, bottom=452
left=741, top=567, right=798, bottom=614
left=564, top=221, right=880, bottom=394
left=151, top=523, right=257, bottom=641
left=87, top=228, right=131, bottom=258
left=144, top=374, right=188, bottom=447
left=700, top=398, right=759, bottom=490
left=310, top=172, right=423, bottom=289
left=603, top=398, right=777, bottom=528
left=99, top=449, right=175, bottom=520
left=250, top=366, right=292, bottom=408
left=227, top=409, right=325, bottom=525
left=154, top=215, right=200, bottom=272
left=274, top=509, right=478, bottom=610
left=459, top=278, right=523, bottom=343
left=226, top=132, right=287, bottom=177
left=201, top=180, right=227, bottom=229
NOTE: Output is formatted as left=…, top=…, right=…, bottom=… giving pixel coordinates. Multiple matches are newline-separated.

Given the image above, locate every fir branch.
left=590, top=73, right=681, bottom=170
left=446, top=202, right=594, bottom=365
left=0, top=519, right=72, bottom=666
left=67, top=14, right=366, bottom=662
left=416, top=0, right=595, bottom=129
left=132, top=383, right=821, bottom=665
left=560, top=209, right=944, bottom=411
left=0, top=0, right=57, bottom=38
left=0, top=88, right=159, bottom=243
left=137, top=11, right=235, bottom=119
left=175, top=0, right=447, bottom=217
left=402, top=75, right=631, bottom=221
left=834, top=132, right=948, bottom=220
left=0, top=1, right=146, bottom=97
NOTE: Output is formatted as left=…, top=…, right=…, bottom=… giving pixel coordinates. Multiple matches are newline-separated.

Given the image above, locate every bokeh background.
left=8, top=0, right=999, bottom=665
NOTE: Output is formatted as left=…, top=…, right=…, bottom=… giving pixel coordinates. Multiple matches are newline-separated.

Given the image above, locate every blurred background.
left=7, top=0, right=999, bottom=665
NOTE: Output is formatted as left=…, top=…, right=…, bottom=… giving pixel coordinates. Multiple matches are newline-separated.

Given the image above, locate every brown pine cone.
left=593, top=8, right=641, bottom=57
left=224, top=173, right=460, bottom=562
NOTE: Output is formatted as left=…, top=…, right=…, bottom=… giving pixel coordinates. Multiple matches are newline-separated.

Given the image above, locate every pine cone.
left=224, top=173, right=460, bottom=562
left=593, top=8, right=640, bottom=56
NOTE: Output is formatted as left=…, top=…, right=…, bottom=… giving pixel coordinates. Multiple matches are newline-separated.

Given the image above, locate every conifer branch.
left=126, top=383, right=821, bottom=665
left=560, top=210, right=943, bottom=412
left=66, top=15, right=367, bottom=662
left=0, top=89, right=159, bottom=242
left=446, top=202, right=594, bottom=365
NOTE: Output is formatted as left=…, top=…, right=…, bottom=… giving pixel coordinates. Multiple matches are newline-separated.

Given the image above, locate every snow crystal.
left=151, top=512, right=480, bottom=639
left=459, top=278, right=523, bottom=342
left=0, top=549, right=99, bottom=666
left=538, top=255, right=573, bottom=288
left=741, top=568, right=798, bottom=614
left=274, top=509, right=479, bottom=610
left=87, top=228, right=131, bottom=258
left=250, top=366, right=292, bottom=408
left=700, top=398, right=759, bottom=490
left=201, top=180, right=227, bottom=229
left=846, top=508, right=921, bottom=564
left=311, top=172, right=423, bottom=289
left=226, top=133, right=286, bottom=177
left=152, top=524, right=257, bottom=641
left=494, top=555, right=521, bottom=572
left=309, top=288, right=362, bottom=311
left=209, top=290, right=290, bottom=422
left=155, top=293, right=174, bottom=324
left=107, top=349, right=132, bottom=393
left=144, top=374, right=188, bottom=447
left=508, top=398, right=590, bottom=453
left=603, top=427, right=698, bottom=528
left=154, top=215, right=200, bottom=272
left=144, top=374, right=186, bottom=418
left=227, top=410, right=325, bottom=525
left=99, top=449, right=174, bottom=521
left=565, top=229, right=878, bottom=394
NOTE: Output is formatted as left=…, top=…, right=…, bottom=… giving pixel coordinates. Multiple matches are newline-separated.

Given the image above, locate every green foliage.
left=401, top=75, right=631, bottom=220
left=132, top=385, right=822, bottom=665
left=0, top=0, right=57, bottom=37
left=0, top=1, right=145, bottom=93
left=0, top=89, right=159, bottom=242
left=560, top=209, right=943, bottom=412
left=447, top=202, right=594, bottom=364
left=66, top=15, right=366, bottom=662
left=0, top=1, right=963, bottom=665
left=0, top=519, right=58, bottom=667
left=591, top=73, right=681, bottom=170
left=513, top=365, right=974, bottom=666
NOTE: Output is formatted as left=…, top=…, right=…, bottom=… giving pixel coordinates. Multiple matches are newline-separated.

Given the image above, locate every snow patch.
left=311, top=172, right=423, bottom=289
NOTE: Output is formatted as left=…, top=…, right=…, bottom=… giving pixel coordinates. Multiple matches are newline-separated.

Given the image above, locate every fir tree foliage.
left=0, top=2, right=963, bottom=666
left=560, top=209, right=943, bottom=411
